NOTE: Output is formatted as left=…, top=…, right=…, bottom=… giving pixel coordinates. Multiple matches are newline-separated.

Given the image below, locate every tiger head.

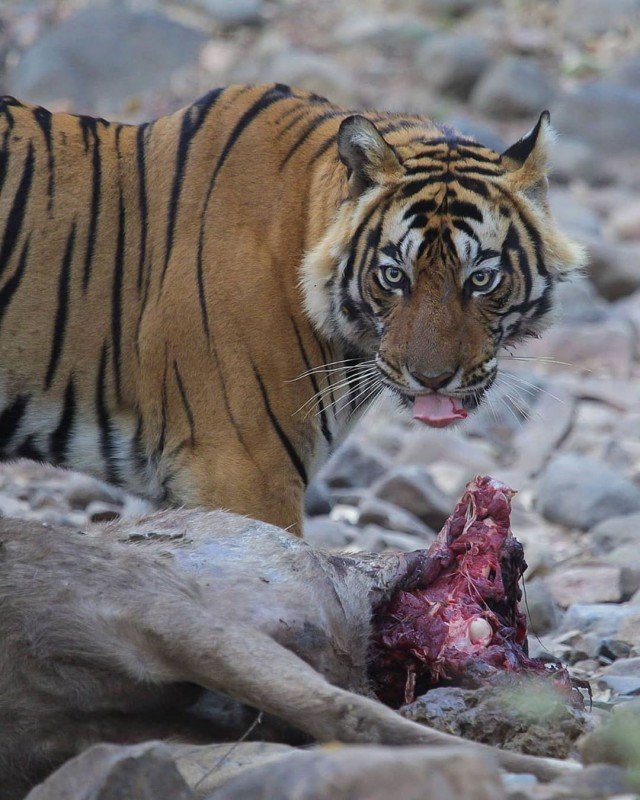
left=302, top=112, right=585, bottom=427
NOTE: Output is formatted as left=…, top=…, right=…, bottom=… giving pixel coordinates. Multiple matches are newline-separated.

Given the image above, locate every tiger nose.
left=409, top=369, right=456, bottom=391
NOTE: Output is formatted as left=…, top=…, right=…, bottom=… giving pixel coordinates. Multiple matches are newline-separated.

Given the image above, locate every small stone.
left=552, top=82, right=640, bottom=153
left=357, top=524, right=428, bottom=552
left=551, top=763, right=633, bottom=798
left=611, top=54, right=640, bottom=88
left=609, top=201, right=640, bottom=241
left=559, top=0, right=640, bottom=42
left=550, top=137, right=613, bottom=186
left=544, top=564, right=625, bottom=607
left=333, top=14, right=432, bottom=51
left=323, top=441, right=391, bottom=490
left=25, top=741, right=194, bottom=800
left=371, top=466, right=451, bottom=530
left=617, top=615, right=640, bottom=650
left=195, top=0, right=263, bottom=27
left=591, top=513, right=640, bottom=552
left=304, top=481, right=334, bottom=517
left=585, top=237, right=640, bottom=301
left=470, top=58, right=555, bottom=119
left=559, top=603, right=637, bottom=639
left=523, top=580, right=562, bottom=635
left=417, top=34, right=491, bottom=99
left=419, top=0, right=480, bottom=16
left=357, top=498, right=436, bottom=540
left=303, top=517, right=358, bottom=549
left=536, top=454, right=640, bottom=530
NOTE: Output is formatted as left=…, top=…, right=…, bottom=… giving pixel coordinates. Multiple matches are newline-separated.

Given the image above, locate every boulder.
left=590, top=512, right=640, bottom=552
left=371, top=466, right=451, bottom=530
left=25, top=742, right=193, bottom=800
left=470, top=58, right=555, bottom=119
left=552, top=82, right=640, bottom=152
left=8, top=6, right=206, bottom=117
left=417, top=34, right=491, bottom=99
left=323, top=441, right=391, bottom=490
left=544, top=564, right=626, bottom=607
left=523, top=579, right=562, bottom=635
left=536, top=454, right=640, bottom=530
left=357, top=497, right=436, bottom=540
left=195, top=0, right=264, bottom=26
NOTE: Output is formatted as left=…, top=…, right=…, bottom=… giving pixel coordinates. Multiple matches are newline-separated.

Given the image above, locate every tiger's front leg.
left=165, top=443, right=306, bottom=535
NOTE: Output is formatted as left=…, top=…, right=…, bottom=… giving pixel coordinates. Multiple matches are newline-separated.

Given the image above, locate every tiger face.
left=302, top=112, right=585, bottom=428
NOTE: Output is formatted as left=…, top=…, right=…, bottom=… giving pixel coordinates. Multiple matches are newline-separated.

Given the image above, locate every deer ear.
left=338, top=115, right=403, bottom=198
left=501, top=111, right=555, bottom=204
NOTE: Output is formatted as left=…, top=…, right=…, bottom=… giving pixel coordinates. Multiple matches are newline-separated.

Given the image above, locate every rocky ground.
left=2, top=0, right=640, bottom=798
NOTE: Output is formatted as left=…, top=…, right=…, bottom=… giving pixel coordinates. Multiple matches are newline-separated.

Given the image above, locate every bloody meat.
left=371, top=475, right=575, bottom=707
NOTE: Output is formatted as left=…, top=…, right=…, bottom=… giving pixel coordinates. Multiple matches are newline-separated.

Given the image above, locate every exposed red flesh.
left=371, top=476, right=575, bottom=707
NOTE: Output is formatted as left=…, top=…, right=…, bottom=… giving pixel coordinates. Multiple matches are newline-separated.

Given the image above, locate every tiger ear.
left=338, top=115, right=403, bottom=198
left=501, top=111, right=554, bottom=205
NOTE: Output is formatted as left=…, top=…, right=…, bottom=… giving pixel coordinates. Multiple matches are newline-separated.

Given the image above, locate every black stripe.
left=403, top=198, right=438, bottom=220
left=279, top=111, right=340, bottom=171
left=448, top=200, right=484, bottom=223
left=45, top=221, right=76, bottom=389
left=161, top=88, right=223, bottom=286
left=195, top=85, right=292, bottom=338
left=252, top=363, right=307, bottom=486
left=95, top=342, right=119, bottom=484
left=173, top=360, right=196, bottom=445
left=158, top=348, right=169, bottom=456
left=16, top=435, right=43, bottom=461
left=0, top=394, right=30, bottom=452
left=456, top=175, right=491, bottom=199
left=0, top=233, right=29, bottom=330
left=80, top=118, right=102, bottom=290
left=453, top=165, right=502, bottom=177
left=33, top=106, right=55, bottom=213
left=111, top=187, right=125, bottom=402
left=0, top=141, right=35, bottom=278
left=136, top=123, right=149, bottom=293
left=50, top=374, right=76, bottom=464
left=452, top=219, right=480, bottom=242
left=401, top=178, right=431, bottom=198
left=290, top=317, right=332, bottom=446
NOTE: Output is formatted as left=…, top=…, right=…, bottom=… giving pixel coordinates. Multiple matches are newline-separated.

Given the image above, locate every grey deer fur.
left=0, top=508, right=573, bottom=798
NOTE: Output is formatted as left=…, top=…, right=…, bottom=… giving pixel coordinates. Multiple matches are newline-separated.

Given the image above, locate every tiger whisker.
left=285, top=359, right=376, bottom=382
left=320, top=374, right=381, bottom=418
left=293, top=368, right=378, bottom=416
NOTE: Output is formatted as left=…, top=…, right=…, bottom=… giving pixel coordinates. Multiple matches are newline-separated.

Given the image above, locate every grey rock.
left=535, top=453, right=640, bottom=530
left=419, top=0, right=482, bottom=16
left=470, top=58, right=555, bottom=119
left=323, top=441, right=391, bottom=489
left=590, top=512, right=640, bottom=552
left=402, top=682, right=585, bottom=759
left=303, top=517, right=358, bottom=548
left=611, top=54, right=640, bottom=88
left=25, top=742, right=193, bottom=800
left=417, top=34, right=491, bottom=99
left=8, top=6, right=206, bottom=117
left=560, top=0, right=640, bottom=41
left=304, top=481, right=334, bottom=517
left=357, top=524, right=429, bottom=552
left=333, top=14, right=432, bottom=51
left=559, top=603, right=636, bottom=638
left=550, top=137, right=613, bottom=186
left=371, top=466, right=451, bottom=530
left=357, top=497, right=436, bottom=540
left=553, top=275, right=610, bottom=324
left=209, top=743, right=505, bottom=800
left=551, top=763, right=632, bottom=798
left=548, top=188, right=602, bottom=240
left=523, top=580, right=562, bottom=635
left=552, top=82, right=640, bottom=152
left=195, top=0, right=264, bottom=26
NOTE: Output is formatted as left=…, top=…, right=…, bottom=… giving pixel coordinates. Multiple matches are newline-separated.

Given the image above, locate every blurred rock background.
left=3, top=1, right=640, bottom=796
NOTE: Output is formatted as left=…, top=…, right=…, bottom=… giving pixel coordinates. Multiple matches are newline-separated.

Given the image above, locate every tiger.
left=0, top=83, right=584, bottom=533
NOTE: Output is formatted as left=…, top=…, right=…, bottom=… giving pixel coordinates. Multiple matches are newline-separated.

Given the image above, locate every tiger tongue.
left=412, top=394, right=468, bottom=428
